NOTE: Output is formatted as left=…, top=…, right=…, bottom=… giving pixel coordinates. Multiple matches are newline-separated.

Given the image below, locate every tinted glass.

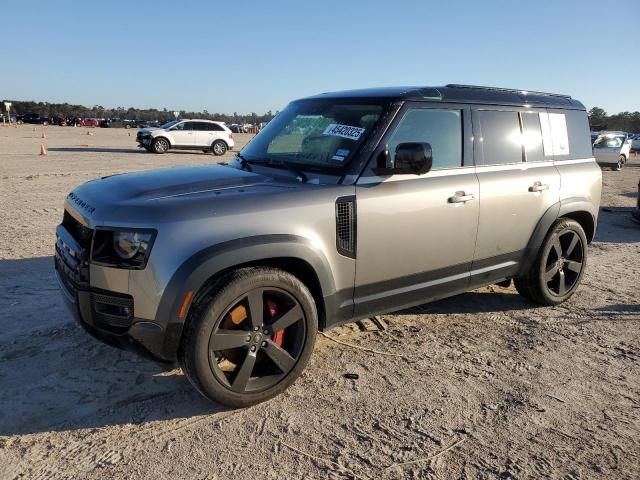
left=478, top=110, right=522, bottom=165
left=520, top=112, right=545, bottom=162
left=241, top=99, right=388, bottom=171
left=387, top=109, right=462, bottom=170
left=182, top=122, right=195, bottom=131
left=564, top=110, right=594, bottom=159
left=211, top=123, right=224, bottom=131
left=594, top=135, right=624, bottom=148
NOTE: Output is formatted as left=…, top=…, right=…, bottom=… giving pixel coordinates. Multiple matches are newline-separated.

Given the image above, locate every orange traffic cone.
left=40, top=144, right=47, bottom=156
left=41, top=131, right=47, bottom=139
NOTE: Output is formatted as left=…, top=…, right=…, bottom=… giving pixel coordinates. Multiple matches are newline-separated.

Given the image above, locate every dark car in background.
left=101, top=118, right=126, bottom=128
left=136, top=120, right=161, bottom=128
left=21, top=113, right=51, bottom=125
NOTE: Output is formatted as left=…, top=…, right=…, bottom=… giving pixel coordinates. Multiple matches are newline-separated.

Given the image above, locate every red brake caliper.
left=266, top=299, right=285, bottom=346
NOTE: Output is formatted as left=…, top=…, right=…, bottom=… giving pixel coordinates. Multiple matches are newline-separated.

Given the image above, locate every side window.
left=477, top=110, right=522, bottom=165
left=173, top=122, right=186, bottom=130
left=182, top=122, right=195, bottom=131
left=520, top=112, right=545, bottom=162
left=563, top=110, right=592, bottom=159
left=194, top=122, right=209, bottom=131
left=387, top=109, right=462, bottom=170
left=539, top=112, right=570, bottom=156
left=211, top=123, right=224, bottom=131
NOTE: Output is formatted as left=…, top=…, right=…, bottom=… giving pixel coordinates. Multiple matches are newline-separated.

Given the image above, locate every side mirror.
left=373, top=142, right=433, bottom=176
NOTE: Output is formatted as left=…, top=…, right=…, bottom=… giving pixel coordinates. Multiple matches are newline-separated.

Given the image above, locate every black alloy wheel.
left=208, top=287, right=306, bottom=394
left=542, top=228, right=584, bottom=297
left=180, top=267, right=317, bottom=407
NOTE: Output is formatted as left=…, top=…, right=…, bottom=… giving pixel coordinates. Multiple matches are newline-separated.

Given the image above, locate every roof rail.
left=445, top=84, right=571, bottom=99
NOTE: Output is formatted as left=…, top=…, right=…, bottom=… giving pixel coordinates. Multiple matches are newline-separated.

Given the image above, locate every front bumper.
left=54, top=224, right=171, bottom=362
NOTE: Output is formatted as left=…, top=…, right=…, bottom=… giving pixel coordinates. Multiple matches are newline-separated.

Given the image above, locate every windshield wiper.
left=247, top=159, right=308, bottom=183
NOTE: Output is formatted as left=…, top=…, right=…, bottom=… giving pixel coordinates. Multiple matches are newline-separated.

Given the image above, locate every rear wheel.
left=515, top=218, right=587, bottom=305
left=180, top=267, right=317, bottom=407
left=151, top=137, right=170, bottom=154
left=211, top=140, right=227, bottom=156
left=614, top=155, right=625, bottom=171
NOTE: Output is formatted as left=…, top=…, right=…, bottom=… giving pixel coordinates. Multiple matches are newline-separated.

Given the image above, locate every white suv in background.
left=136, top=119, right=235, bottom=155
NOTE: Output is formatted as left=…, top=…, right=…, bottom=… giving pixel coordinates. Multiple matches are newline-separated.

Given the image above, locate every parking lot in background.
left=1, top=125, right=639, bottom=479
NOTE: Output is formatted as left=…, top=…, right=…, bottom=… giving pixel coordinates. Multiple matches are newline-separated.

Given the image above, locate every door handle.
left=529, top=181, right=549, bottom=192
left=448, top=191, right=475, bottom=203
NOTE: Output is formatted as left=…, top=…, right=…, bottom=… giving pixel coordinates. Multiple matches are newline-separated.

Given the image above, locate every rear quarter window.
left=563, top=110, right=593, bottom=159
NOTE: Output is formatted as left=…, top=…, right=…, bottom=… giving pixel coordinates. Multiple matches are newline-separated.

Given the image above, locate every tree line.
left=588, top=107, right=640, bottom=133
left=2, top=99, right=277, bottom=125
left=3, top=99, right=639, bottom=132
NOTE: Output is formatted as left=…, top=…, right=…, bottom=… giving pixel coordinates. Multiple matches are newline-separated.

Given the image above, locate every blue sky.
left=2, top=0, right=638, bottom=114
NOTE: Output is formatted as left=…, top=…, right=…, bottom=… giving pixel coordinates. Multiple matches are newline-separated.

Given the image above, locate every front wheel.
left=514, top=218, right=587, bottom=305
left=180, top=267, right=317, bottom=407
left=151, top=137, right=170, bottom=154
left=211, top=140, right=227, bottom=156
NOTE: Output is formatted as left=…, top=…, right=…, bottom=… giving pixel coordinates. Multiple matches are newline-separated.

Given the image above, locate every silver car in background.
left=593, top=131, right=632, bottom=170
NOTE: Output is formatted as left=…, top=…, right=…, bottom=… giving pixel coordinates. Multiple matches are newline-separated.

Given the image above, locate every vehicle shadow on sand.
left=0, top=256, right=228, bottom=437
left=595, top=207, right=640, bottom=243
left=48, top=147, right=142, bottom=154
left=48, top=147, right=216, bottom=156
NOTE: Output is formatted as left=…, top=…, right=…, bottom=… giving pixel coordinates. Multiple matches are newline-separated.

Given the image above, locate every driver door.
left=171, top=121, right=197, bottom=146
left=354, top=105, right=479, bottom=317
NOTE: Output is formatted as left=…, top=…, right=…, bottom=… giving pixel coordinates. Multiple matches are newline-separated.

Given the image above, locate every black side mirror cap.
left=372, top=142, right=433, bottom=176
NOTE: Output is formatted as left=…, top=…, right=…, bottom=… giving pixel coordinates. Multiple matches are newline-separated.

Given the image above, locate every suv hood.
left=138, top=127, right=163, bottom=134
left=66, top=164, right=300, bottom=225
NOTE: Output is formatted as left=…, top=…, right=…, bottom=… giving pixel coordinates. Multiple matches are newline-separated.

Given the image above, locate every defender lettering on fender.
left=54, top=84, right=602, bottom=407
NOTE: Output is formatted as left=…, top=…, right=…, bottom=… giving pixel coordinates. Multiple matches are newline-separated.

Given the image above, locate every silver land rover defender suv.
left=55, top=85, right=602, bottom=407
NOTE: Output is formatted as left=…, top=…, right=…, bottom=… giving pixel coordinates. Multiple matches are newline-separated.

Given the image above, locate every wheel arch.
left=521, top=199, right=597, bottom=276
left=211, top=138, right=230, bottom=149
left=155, top=235, right=336, bottom=360
left=153, top=135, right=172, bottom=147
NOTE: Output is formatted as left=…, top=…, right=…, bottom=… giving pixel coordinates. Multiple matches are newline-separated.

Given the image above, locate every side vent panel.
left=335, top=196, right=356, bottom=258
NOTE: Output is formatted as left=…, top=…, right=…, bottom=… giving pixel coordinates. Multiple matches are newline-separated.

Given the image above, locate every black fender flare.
left=521, top=197, right=597, bottom=274
left=155, top=234, right=336, bottom=360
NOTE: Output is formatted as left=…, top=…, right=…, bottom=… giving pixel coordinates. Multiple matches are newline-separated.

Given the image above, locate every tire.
left=151, top=137, right=170, bottom=154
left=180, top=267, right=317, bottom=407
left=614, top=155, right=625, bottom=171
left=514, top=218, right=587, bottom=305
left=125, top=124, right=131, bottom=129
left=211, top=140, right=227, bottom=156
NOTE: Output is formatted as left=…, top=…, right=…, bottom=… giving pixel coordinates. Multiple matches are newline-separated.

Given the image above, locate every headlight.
left=113, top=230, right=152, bottom=259
left=92, top=228, right=156, bottom=269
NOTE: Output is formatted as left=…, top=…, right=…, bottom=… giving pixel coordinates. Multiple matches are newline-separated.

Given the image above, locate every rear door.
left=198, top=122, right=225, bottom=147
left=354, top=104, right=479, bottom=316
left=470, top=108, right=561, bottom=285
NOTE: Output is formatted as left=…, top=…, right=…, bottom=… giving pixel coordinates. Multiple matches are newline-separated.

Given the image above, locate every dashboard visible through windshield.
left=239, top=99, right=388, bottom=172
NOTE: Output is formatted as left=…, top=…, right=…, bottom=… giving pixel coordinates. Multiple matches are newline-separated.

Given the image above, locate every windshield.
left=160, top=120, right=180, bottom=129
left=239, top=99, right=388, bottom=171
left=593, top=135, right=624, bottom=148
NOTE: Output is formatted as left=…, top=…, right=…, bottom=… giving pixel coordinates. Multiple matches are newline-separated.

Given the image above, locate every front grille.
left=62, top=210, right=93, bottom=249
left=336, top=196, right=356, bottom=258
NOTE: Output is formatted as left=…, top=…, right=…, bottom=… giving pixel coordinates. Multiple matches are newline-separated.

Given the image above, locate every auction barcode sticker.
left=322, top=123, right=365, bottom=141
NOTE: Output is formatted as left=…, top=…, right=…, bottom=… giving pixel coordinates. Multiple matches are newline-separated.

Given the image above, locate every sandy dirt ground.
left=0, top=125, right=639, bottom=479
